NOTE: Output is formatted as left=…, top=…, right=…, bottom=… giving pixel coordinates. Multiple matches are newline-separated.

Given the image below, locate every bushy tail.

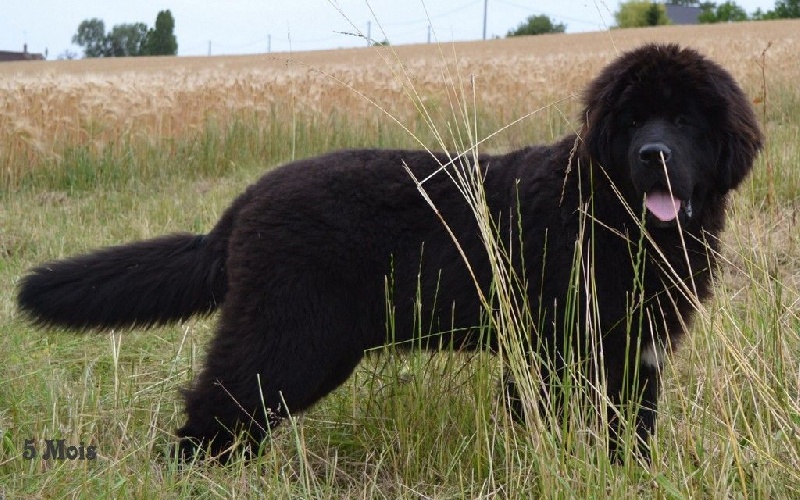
left=17, top=232, right=228, bottom=330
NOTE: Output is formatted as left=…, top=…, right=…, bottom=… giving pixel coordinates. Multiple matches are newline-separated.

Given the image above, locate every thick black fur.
left=17, top=44, right=762, bottom=462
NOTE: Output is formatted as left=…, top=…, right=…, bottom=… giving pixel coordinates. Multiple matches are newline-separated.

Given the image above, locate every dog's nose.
left=639, top=143, right=672, bottom=167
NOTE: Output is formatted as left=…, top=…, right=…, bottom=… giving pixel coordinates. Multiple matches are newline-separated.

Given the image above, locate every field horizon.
left=4, top=19, right=800, bottom=70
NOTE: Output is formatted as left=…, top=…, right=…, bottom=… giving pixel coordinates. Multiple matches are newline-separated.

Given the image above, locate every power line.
left=494, top=0, right=602, bottom=28
left=378, top=0, right=484, bottom=27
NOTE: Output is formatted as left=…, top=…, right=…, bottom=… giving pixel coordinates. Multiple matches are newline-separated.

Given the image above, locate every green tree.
left=752, top=0, right=800, bottom=19
left=615, top=2, right=670, bottom=28
left=107, top=23, right=149, bottom=57
left=73, top=19, right=151, bottom=58
left=507, top=14, right=566, bottom=36
left=773, top=0, right=800, bottom=17
left=145, top=10, right=178, bottom=56
left=699, top=1, right=749, bottom=22
left=645, top=2, right=662, bottom=24
left=72, top=18, right=108, bottom=58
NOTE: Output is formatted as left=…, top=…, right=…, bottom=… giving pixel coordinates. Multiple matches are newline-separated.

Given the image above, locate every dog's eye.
left=674, top=115, right=690, bottom=127
left=623, top=116, right=639, bottom=129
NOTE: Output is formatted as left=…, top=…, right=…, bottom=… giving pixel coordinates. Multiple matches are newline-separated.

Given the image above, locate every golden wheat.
left=0, top=20, right=798, bottom=188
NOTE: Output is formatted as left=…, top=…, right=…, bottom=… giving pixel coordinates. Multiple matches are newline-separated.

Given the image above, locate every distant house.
left=0, top=44, right=45, bottom=62
left=666, top=4, right=702, bottom=25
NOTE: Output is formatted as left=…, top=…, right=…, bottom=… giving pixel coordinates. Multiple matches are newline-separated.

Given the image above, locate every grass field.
left=1, top=18, right=799, bottom=498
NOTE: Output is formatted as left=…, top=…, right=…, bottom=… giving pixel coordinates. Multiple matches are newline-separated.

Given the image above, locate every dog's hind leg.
left=175, top=288, right=366, bottom=462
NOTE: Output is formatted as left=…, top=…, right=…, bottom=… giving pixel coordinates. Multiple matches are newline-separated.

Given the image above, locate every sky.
left=1, top=1, right=778, bottom=59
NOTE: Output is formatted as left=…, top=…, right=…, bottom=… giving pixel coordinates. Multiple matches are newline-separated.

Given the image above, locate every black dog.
left=18, top=44, right=762, bottom=461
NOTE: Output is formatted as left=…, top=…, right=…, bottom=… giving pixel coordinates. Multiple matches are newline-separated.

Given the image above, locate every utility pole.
left=427, top=24, right=431, bottom=43
left=268, top=35, right=271, bottom=53
left=367, top=21, right=371, bottom=46
left=207, top=40, right=211, bottom=56
left=482, top=0, right=488, bottom=40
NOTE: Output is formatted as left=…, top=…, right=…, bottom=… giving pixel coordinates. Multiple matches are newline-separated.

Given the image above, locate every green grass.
left=1, top=72, right=799, bottom=500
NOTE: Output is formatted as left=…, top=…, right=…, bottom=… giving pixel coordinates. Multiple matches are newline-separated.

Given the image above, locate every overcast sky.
left=1, top=1, right=778, bottom=59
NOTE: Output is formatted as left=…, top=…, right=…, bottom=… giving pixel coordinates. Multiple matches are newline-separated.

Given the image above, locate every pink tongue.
left=646, top=192, right=682, bottom=221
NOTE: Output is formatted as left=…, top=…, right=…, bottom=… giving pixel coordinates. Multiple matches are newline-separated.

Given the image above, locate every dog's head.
left=580, top=44, right=763, bottom=228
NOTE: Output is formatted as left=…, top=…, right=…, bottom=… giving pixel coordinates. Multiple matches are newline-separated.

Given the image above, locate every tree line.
left=615, top=0, right=799, bottom=28
left=509, top=0, right=799, bottom=36
left=72, top=10, right=177, bottom=58
left=70, top=3, right=798, bottom=58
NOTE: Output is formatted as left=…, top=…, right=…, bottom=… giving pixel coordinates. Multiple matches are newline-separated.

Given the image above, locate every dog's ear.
left=717, top=107, right=763, bottom=191
left=581, top=107, right=613, bottom=168
left=713, top=75, right=764, bottom=191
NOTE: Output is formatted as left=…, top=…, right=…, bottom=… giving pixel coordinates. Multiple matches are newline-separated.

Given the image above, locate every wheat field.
left=1, top=20, right=799, bottom=189
left=1, top=19, right=799, bottom=498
